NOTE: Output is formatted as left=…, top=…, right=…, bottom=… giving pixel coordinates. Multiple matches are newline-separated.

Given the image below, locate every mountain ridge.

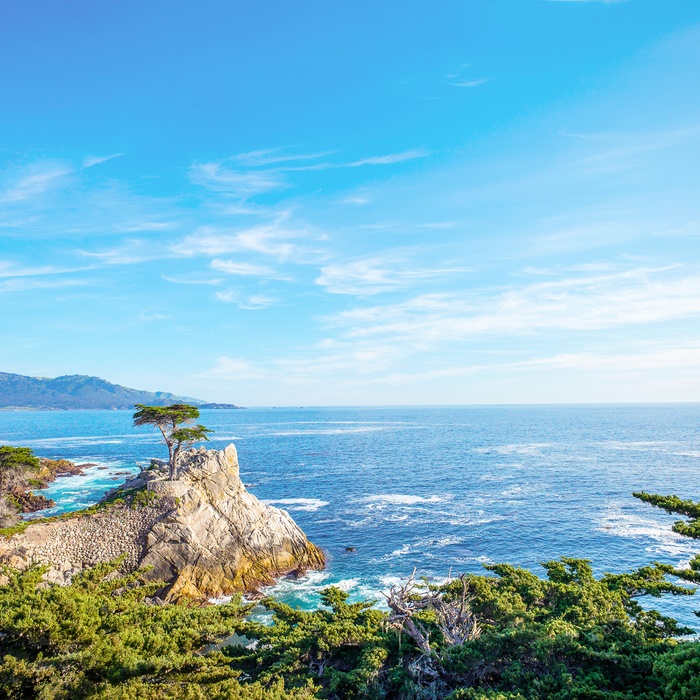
left=0, top=372, right=240, bottom=410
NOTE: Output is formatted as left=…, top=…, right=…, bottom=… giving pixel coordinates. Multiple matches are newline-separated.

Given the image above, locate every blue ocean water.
left=1, top=405, right=699, bottom=628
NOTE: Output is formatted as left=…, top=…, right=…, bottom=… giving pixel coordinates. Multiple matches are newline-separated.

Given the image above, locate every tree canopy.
left=0, top=446, right=42, bottom=529
left=2, top=477, right=699, bottom=698
left=0, top=446, right=39, bottom=493
left=0, top=550, right=698, bottom=700
left=133, top=404, right=212, bottom=480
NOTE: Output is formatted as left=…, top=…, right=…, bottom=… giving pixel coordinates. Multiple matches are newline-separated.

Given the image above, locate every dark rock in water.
left=39, top=457, right=86, bottom=479
left=10, top=490, right=55, bottom=513
left=345, top=546, right=357, bottom=552
left=286, top=567, right=307, bottom=580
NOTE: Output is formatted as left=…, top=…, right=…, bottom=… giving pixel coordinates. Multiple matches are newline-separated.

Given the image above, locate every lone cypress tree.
left=133, top=404, right=212, bottom=480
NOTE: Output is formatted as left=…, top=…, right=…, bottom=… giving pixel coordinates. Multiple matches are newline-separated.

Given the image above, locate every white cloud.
left=337, top=195, right=370, bottom=205
left=113, top=221, right=176, bottom=233
left=175, top=225, right=285, bottom=257
left=173, top=221, right=322, bottom=264
left=210, top=259, right=277, bottom=277
left=82, top=153, right=124, bottom=169
left=80, top=239, right=168, bottom=265
left=274, top=341, right=399, bottom=378
left=202, top=356, right=262, bottom=380
left=344, top=149, right=430, bottom=167
left=329, top=267, right=700, bottom=342
left=161, top=273, right=223, bottom=285
left=451, top=78, right=491, bottom=88
left=240, top=294, right=278, bottom=309
left=519, top=344, right=700, bottom=371
left=190, top=162, right=287, bottom=197
left=0, top=277, right=90, bottom=294
left=0, top=162, right=72, bottom=203
left=0, top=261, right=88, bottom=278
left=231, top=147, right=336, bottom=167
left=317, top=255, right=469, bottom=295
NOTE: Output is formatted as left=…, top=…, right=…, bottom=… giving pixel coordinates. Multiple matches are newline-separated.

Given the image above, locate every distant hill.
left=0, top=372, right=241, bottom=410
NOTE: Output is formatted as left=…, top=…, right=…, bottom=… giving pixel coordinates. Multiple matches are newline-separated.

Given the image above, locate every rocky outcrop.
left=0, top=444, right=325, bottom=600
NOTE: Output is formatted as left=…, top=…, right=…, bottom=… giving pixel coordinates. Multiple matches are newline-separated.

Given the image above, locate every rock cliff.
left=0, top=444, right=325, bottom=601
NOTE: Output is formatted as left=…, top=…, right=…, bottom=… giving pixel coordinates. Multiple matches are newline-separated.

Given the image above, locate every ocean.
left=2, top=404, right=699, bottom=629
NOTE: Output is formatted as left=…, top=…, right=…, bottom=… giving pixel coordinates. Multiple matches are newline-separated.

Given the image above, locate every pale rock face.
left=0, top=444, right=325, bottom=601
left=140, top=444, right=325, bottom=600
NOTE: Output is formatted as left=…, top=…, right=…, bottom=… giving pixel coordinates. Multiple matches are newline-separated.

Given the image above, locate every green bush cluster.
left=0, top=490, right=698, bottom=699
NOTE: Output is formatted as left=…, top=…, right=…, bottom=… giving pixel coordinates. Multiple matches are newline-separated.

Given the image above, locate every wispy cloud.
left=201, top=356, right=264, bottom=380
left=190, top=162, right=287, bottom=197
left=215, top=289, right=278, bottom=308
left=337, top=195, right=370, bottom=205
left=161, top=273, right=223, bottom=285
left=210, top=259, right=278, bottom=277
left=173, top=221, right=322, bottom=263
left=344, top=149, right=430, bottom=167
left=446, top=64, right=491, bottom=88
left=231, top=147, right=337, bottom=167
left=0, top=162, right=72, bottom=203
left=0, top=277, right=90, bottom=294
left=518, top=343, right=700, bottom=371
left=80, top=239, right=169, bottom=265
left=82, top=153, right=124, bottom=169
left=451, top=77, right=491, bottom=88
left=190, top=149, right=430, bottom=199
left=317, top=254, right=469, bottom=295
left=138, top=310, right=170, bottom=321
left=328, top=267, right=700, bottom=342
left=113, top=221, right=176, bottom=233
left=0, top=261, right=90, bottom=278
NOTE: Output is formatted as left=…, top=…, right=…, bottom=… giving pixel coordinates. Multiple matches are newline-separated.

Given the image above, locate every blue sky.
left=1, top=0, right=700, bottom=405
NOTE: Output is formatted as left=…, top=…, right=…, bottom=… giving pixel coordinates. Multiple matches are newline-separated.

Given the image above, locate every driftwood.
left=383, top=570, right=481, bottom=659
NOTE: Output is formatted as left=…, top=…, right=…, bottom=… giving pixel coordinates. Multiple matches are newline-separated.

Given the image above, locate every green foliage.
left=231, top=587, right=391, bottom=699
left=633, top=492, right=700, bottom=587
left=0, top=446, right=43, bottom=527
left=633, top=492, right=700, bottom=540
left=0, top=520, right=29, bottom=537
left=3, top=485, right=700, bottom=699
left=0, top=561, right=318, bottom=700
left=654, top=643, right=700, bottom=700
left=1, top=556, right=699, bottom=700
left=131, top=489, right=160, bottom=509
left=0, top=446, right=40, bottom=475
left=133, top=403, right=202, bottom=427
left=133, top=404, right=212, bottom=480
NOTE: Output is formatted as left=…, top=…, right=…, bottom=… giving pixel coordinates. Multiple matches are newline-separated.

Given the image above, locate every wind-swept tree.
left=133, top=404, right=212, bottom=480
left=0, top=446, right=40, bottom=493
left=0, top=446, right=42, bottom=527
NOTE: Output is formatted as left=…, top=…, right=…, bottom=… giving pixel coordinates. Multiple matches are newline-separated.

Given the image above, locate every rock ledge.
left=0, top=444, right=325, bottom=601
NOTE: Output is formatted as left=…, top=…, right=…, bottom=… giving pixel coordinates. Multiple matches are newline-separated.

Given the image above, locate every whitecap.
left=361, top=494, right=451, bottom=506
left=268, top=427, right=388, bottom=437
left=597, top=503, right=697, bottom=557
left=473, top=443, right=551, bottom=457
left=262, top=498, right=329, bottom=512
left=334, top=578, right=361, bottom=592
left=600, top=440, right=678, bottom=452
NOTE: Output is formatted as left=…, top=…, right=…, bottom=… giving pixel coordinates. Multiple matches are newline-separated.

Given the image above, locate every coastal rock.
left=0, top=444, right=325, bottom=601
